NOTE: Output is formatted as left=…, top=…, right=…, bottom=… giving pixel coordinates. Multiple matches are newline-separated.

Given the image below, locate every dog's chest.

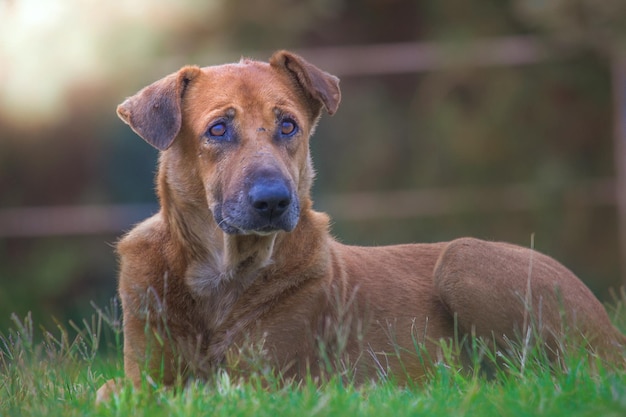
left=183, top=262, right=256, bottom=330
left=195, top=287, right=240, bottom=332
left=188, top=279, right=274, bottom=367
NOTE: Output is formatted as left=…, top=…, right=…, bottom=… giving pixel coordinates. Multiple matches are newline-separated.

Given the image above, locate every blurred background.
left=1, top=0, right=626, bottom=330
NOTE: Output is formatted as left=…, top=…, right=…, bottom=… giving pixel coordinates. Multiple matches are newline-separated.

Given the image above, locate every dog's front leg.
left=122, top=310, right=180, bottom=389
left=96, top=297, right=182, bottom=404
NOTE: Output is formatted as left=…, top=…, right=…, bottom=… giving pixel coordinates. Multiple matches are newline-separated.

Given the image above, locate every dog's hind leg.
left=432, top=237, right=625, bottom=362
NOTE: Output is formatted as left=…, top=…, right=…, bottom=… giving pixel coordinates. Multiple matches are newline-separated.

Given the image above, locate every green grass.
left=2, top=298, right=626, bottom=417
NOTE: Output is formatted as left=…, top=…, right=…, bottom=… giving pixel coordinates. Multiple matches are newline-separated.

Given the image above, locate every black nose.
left=248, top=179, right=292, bottom=219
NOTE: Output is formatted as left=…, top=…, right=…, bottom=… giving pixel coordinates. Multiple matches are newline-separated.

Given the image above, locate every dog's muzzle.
left=214, top=176, right=300, bottom=235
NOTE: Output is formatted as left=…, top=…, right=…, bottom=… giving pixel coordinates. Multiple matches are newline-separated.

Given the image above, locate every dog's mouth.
left=217, top=220, right=285, bottom=236
left=212, top=200, right=300, bottom=236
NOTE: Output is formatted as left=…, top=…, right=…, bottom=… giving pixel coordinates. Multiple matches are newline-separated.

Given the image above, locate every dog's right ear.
left=117, top=66, right=202, bottom=150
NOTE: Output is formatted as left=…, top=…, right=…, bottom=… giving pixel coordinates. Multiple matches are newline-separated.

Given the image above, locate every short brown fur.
left=97, top=51, right=625, bottom=402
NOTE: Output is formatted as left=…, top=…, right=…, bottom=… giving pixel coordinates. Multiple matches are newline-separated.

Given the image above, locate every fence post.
left=613, top=50, right=626, bottom=286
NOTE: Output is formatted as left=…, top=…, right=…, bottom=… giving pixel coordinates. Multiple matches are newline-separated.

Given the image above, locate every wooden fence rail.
left=0, top=178, right=616, bottom=237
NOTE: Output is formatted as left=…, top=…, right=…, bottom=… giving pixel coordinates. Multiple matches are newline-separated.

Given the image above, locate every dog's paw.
left=95, top=379, right=120, bottom=405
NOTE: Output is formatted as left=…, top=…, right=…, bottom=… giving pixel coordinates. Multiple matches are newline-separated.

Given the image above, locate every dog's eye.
left=208, top=122, right=227, bottom=137
left=280, top=119, right=298, bottom=137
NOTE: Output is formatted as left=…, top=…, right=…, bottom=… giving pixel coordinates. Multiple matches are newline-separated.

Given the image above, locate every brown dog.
left=97, top=50, right=624, bottom=401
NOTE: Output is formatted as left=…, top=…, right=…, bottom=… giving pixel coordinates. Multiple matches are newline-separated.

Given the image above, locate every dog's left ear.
left=117, top=66, right=202, bottom=150
left=270, top=50, right=341, bottom=116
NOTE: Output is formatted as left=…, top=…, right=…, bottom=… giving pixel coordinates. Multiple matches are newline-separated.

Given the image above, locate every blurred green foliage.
left=0, top=0, right=623, bottom=330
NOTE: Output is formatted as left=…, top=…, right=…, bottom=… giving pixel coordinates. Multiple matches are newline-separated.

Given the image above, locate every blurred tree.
left=514, top=0, right=626, bottom=51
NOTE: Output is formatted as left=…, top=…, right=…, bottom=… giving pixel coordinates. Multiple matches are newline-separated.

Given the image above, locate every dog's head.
left=117, top=51, right=340, bottom=236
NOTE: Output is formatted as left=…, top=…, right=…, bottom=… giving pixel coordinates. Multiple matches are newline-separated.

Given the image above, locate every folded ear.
left=269, top=50, right=341, bottom=116
left=117, top=66, right=202, bottom=150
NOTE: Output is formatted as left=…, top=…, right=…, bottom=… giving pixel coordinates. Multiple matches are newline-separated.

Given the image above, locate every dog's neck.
left=186, top=231, right=279, bottom=295
left=159, top=193, right=270, bottom=289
